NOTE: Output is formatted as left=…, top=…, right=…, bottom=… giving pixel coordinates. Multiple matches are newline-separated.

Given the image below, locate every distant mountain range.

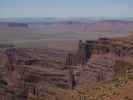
left=0, top=17, right=133, bottom=22
left=0, top=19, right=133, bottom=33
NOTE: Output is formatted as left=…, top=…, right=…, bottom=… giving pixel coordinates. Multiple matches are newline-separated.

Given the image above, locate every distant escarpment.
left=1, top=20, right=133, bottom=33
left=51, top=20, right=133, bottom=33
left=0, top=22, right=29, bottom=28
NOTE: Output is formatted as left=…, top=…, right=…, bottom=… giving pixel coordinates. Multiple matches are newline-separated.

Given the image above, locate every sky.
left=0, top=0, right=133, bottom=18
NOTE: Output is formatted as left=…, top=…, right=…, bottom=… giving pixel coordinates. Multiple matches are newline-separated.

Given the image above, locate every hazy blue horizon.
left=0, top=0, right=133, bottom=18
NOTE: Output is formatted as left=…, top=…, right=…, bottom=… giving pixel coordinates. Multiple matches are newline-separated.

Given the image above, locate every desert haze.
left=0, top=19, right=133, bottom=50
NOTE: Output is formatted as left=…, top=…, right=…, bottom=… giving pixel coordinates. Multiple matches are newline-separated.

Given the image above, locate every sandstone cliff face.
left=0, top=46, right=71, bottom=100
left=66, top=35, right=133, bottom=86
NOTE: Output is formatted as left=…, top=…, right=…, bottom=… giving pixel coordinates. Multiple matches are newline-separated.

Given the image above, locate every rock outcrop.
left=66, top=35, right=133, bottom=86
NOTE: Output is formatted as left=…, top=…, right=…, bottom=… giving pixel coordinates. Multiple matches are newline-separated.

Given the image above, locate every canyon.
left=0, top=32, right=133, bottom=100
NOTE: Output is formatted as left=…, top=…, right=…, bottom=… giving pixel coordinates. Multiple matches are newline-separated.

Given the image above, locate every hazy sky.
left=0, top=0, right=133, bottom=18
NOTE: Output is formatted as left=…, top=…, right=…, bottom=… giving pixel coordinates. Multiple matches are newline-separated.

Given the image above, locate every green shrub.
left=0, top=79, right=8, bottom=87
